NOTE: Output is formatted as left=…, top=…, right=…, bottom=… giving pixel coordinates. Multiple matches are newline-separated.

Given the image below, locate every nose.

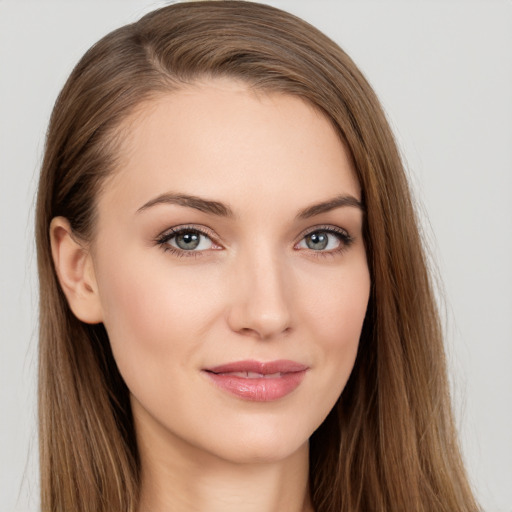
left=226, top=249, right=293, bottom=340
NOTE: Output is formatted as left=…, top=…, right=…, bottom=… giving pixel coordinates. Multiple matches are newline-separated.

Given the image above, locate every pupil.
left=306, top=232, right=328, bottom=250
left=176, top=231, right=200, bottom=250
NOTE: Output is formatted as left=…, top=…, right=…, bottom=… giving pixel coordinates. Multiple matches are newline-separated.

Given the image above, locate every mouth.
left=202, top=360, right=309, bottom=401
left=213, top=371, right=284, bottom=379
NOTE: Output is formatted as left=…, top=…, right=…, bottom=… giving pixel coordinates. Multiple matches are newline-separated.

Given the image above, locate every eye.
left=296, top=227, right=352, bottom=253
left=171, top=230, right=212, bottom=251
left=156, top=226, right=218, bottom=255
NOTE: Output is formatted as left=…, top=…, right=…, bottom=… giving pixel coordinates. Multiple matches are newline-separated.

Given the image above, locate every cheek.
left=94, top=254, right=221, bottom=386
left=299, top=260, right=370, bottom=403
left=300, top=252, right=370, bottom=342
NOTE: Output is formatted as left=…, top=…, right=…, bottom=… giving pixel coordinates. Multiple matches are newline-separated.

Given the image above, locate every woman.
left=36, top=1, right=479, bottom=511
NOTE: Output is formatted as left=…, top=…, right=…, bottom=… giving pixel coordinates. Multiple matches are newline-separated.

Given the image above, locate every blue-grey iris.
left=305, top=232, right=328, bottom=250
left=176, top=231, right=200, bottom=250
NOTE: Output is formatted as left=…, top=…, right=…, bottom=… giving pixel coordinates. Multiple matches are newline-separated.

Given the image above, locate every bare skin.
left=136, top=406, right=313, bottom=512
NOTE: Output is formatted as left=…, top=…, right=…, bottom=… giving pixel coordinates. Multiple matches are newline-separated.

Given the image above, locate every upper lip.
left=205, top=359, right=308, bottom=375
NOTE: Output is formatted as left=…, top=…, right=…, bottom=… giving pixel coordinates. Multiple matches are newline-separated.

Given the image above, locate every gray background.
left=1, top=1, right=511, bottom=510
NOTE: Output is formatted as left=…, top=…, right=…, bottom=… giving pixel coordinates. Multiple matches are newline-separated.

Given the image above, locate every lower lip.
left=204, top=371, right=307, bottom=401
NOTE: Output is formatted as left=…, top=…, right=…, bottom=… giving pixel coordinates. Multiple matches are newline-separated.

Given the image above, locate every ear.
left=50, top=216, right=103, bottom=324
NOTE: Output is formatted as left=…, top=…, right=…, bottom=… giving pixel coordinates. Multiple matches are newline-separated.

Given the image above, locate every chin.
left=204, top=423, right=311, bottom=465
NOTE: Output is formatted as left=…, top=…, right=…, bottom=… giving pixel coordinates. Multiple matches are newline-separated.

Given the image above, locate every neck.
left=135, top=416, right=313, bottom=512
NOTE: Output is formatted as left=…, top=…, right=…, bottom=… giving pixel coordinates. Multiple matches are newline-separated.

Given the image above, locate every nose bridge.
left=227, top=241, right=292, bottom=339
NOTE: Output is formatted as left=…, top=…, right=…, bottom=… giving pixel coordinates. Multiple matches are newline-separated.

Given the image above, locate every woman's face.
left=89, top=79, right=370, bottom=464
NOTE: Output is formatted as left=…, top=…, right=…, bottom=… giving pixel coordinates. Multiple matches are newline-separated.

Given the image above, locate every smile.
left=203, top=360, right=308, bottom=401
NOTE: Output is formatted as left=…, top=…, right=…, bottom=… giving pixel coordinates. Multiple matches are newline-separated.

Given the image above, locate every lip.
left=203, top=360, right=309, bottom=401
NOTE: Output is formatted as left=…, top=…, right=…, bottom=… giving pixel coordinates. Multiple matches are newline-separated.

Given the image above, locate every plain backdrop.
left=1, top=1, right=511, bottom=510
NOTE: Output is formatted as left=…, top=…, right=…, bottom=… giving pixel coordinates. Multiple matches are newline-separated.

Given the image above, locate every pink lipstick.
left=203, top=360, right=308, bottom=401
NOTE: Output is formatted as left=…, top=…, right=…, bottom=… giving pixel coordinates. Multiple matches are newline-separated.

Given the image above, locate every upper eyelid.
left=295, top=224, right=351, bottom=241
left=157, top=224, right=218, bottom=241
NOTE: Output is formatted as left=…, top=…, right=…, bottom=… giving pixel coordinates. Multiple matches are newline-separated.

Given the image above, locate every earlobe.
left=50, top=217, right=103, bottom=324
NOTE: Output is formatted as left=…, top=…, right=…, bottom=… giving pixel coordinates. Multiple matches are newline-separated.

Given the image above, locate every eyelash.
left=155, top=224, right=354, bottom=259
left=155, top=225, right=218, bottom=259
left=298, top=225, right=354, bottom=258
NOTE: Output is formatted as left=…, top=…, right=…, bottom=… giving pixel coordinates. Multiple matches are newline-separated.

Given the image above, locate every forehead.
left=100, top=78, right=360, bottom=217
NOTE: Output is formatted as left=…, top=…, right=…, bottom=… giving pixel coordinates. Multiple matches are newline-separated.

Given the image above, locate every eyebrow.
left=136, top=192, right=363, bottom=218
left=136, top=193, right=235, bottom=217
left=295, top=194, right=364, bottom=219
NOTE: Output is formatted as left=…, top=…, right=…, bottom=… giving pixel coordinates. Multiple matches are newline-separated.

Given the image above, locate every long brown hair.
left=36, top=2, right=478, bottom=511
